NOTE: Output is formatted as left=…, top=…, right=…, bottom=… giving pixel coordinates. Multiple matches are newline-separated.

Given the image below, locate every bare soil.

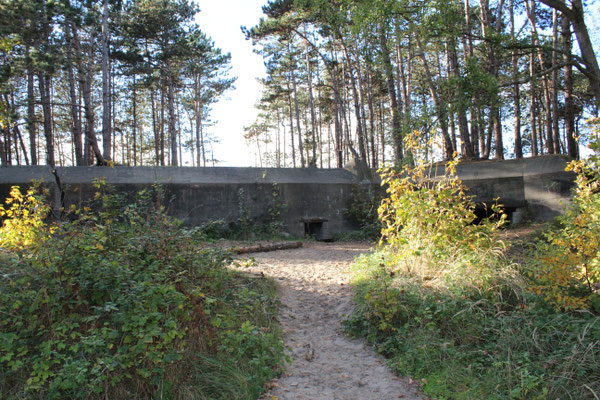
left=233, top=241, right=424, bottom=400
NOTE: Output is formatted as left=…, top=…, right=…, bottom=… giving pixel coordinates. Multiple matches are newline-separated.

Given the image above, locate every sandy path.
left=235, top=241, right=424, bottom=400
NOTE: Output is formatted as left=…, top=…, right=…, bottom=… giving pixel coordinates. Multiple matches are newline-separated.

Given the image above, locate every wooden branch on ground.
left=232, top=241, right=303, bottom=255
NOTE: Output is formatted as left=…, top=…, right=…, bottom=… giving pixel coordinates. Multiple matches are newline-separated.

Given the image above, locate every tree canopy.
left=0, top=0, right=234, bottom=167
left=243, top=0, right=599, bottom=168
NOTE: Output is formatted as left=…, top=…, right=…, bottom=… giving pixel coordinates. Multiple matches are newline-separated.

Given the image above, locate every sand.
left=233, top=241, right=424, bottom=400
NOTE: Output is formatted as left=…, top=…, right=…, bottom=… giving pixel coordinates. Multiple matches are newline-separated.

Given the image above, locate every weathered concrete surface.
left=448, top=155, right=576, bottom=221
left=0, top=156, right=577, bottom=238
left=0, top=166, right=361, bottom=239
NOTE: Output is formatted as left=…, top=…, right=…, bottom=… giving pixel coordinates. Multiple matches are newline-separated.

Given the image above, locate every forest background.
left=0, top=0, right=599, bottom=169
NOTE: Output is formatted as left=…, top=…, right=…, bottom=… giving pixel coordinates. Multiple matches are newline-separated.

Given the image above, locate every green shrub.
left=346, top=139, right=600, bottom=399
left=346, top=251, right=600, bottom=399
left=0, top=187, right=284, bottom=399
left=343, top=184, right=383, bottom=240
left=528, top=122, right=600, bottom=311
left=0, top=184, right=53, bottom=250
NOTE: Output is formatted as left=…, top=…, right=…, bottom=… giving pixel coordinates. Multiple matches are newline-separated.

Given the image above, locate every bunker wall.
left=0, top=156, right=578, bottom=238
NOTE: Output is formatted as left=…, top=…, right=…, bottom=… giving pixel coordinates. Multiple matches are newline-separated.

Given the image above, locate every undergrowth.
left=337, top=184, right=383, bottom=241
left=198, top=183, right=293, bottom=241
left=0, top=185, right=284, bottom=399
left=345, top=132, right=600, bottom=399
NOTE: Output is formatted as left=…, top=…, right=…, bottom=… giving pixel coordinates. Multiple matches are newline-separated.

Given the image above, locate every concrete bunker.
left=0, top=155, right=577, bottom=238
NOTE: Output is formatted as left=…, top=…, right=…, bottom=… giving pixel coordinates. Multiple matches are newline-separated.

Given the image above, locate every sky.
left=195, top=0, right=268, bottom=167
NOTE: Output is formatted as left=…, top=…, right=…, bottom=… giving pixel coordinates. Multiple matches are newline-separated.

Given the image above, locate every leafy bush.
left=0, top=187, right=284, bottom=399
left=529, top=122, right=600, bottom=311
left=0, top=184, right=53, bottom=250
left=379, top=157, right=506, bottom=264
left=342, top=184, right=383, bottom=240
left=265, top=183, right=288, bottom=236
left=346, top=146, right=600, bottom=399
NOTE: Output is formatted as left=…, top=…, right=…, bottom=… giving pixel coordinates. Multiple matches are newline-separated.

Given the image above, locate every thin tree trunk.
left=379, top=26, right=403, bottom=162
left=0, top=127, right=7, bottom=165
left=529, top=1, right=539, bottom=157
left=305, top=41, right=317, bottom=165
left=38, top=74, right=55, bottom=167
left=552, top=10, right=561, bottom=153
left=415, top=35, right=454, bottom=159
left=151, top=87, right=159, bottom=165
left=167, top=68, right=178, bottom=166
left=160, top=80, right=166, bottom=166
left=339, top=36, right=368, bottom=164
left=286, top=79, right=296, bottom=168
left=510, top=0, right=523, bottom=158
left=447, top=39, right=473, bottom=159
left=562, top=15, right=577, bottom=158
left=26, top=58, right=38, bottom=165
left=480, top=0, right=504, bottom=159
left=76, top=30, right=103, bottom=165
left=367, top=68, right=377, bottom=168
left=132, top=75, right=137, bottom=166
left=14, top=124, right=29, bottom=165
left=291, top=67, right=305, bottom=167
left=101, top=0, right=111, bottom=160
left=66, top=20, right=83, bottom=166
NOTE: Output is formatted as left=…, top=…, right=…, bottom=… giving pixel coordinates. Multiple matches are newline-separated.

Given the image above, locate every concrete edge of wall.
left=0, top=166, right=361, bottom=185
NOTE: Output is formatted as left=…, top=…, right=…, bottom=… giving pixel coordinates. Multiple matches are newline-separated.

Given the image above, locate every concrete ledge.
left=0, top=166, right=360, bottom=185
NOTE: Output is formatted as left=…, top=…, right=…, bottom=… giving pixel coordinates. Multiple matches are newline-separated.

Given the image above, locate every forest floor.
left=231, top=241, right=425, bottom=400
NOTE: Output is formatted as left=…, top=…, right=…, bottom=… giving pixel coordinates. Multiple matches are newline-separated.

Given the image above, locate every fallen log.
left=232, top=241, right=303, bottom=255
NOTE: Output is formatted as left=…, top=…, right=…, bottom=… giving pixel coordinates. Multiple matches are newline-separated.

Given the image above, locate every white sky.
left=194, top=0, right=267, bottom=167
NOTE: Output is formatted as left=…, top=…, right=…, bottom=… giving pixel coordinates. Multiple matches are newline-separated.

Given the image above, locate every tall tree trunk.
left=132, top=75, right=138, bottom=166
left=151, top=87, right=159, bottom=165
left=367, top=68, right=377, bottom=168
left=14, top=124, right=29, bottom=165
left=398, top=43, right=411, bottom=139
left=286, top=81, right=296, bottom=168
left=447, top=39, right=474, bottom=159
left=101, top=0, right=111, bottom=160
left=38, top=74, right=55, bottom=167
left=562, top=15, right=577, bottom=158
left=26, top=81, right=36, bottom=163
left=195, top=77, right=206, bottom=167
left=528, top=0, right=539, bottom=156
left=337, top=36, right=366, bottom=165
left=26, top=58, right=38, bottom=165
left=480, top=0, right=504, bottom=159
left=160, top=80, right=165, bottom=166
left=66, top=20, right=83, bottom=166
left=167, top=68, right=178, bottom=166
left=552, top=10, right=561, bottom=152
left=526, top=0, right=555, bottom=154
left=305, top=41, right=317, bottom=165
left=379, top=25, right=403, bottom=162
left=415, top=35, right=454, bottom=159
left=79, top=36, right=103, bottom=165
left=510, top=0, right=523, bottom=158
left=177, top=94, right=183, bottom=166
left=464, top=0, right=481, bottom=156
left=291, top=67, right=305, bottom=167
left=0, top=129, right=8, bottom=165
